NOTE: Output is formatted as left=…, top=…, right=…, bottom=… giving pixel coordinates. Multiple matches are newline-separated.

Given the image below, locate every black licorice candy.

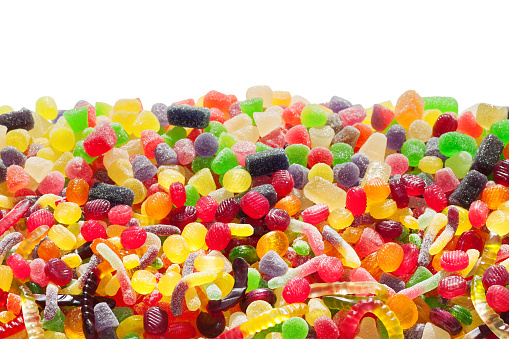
left=167, top=104, right=211, bottom=129
left=245, top=148, right=290, bottom=177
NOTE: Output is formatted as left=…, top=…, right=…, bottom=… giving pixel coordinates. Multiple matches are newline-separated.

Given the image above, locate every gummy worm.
left=462, top=324, right=493, bottom=339
left=417, top=213, right=447, bottom=267
left=339, top=298, right=403, bottom=339
left=82, top=269, right=100, bottom=339
left=471, top=232, right=509, bottom=338
left=143, top=224, right=180, bottom=236
left=133, top=245, right=159, bottom=272
left=268, top=254, right=326, bottom=289
left=215, top=303, right=309, bottom=339
left=0, top=314, right=25, bottom=338
left=43, top=283, right=58, bottom=321
left=171, top=270, right=218, bottom=317
left=208, top=257, right=248, bottom=312
left=18, top=284, right=45, bottom=339
left=0, top=232, right=22, bottom=263
left=15, top=225, right=49, bottom=259
left=61, top=254, right=102, bottom=295
left=308, top=281, right=388, bottom=301
left=397, top=270, right=450, bottom=300
left=288, top=219, right=324, bottom=255
left=322, top=295, right=369, bottom=310
left=429, top=206, right=459, bottom=255
left=0, top=199, right=31, bottom=236
left=33, top=294, right=115, bottom=309
left=322, top=225, right=361, bottom=268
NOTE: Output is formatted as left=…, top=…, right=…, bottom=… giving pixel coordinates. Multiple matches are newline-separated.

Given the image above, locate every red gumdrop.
left=392, top=243, right=419, bottom=276
left=81, top=220, right=107, bottom=241
left=173, top=98, right=195, bottom=106
left=65, top=157, right=93, bottom=182
left=169, top=182, right=187, bottom=208
left=285, top=125, right=310, bottom=147
left=302, top=204, right=330, bottom=225
left=240, top=191, right=270, bottom=219
left=282, top=102, right=306, bottom=126
left=457, top=111, right=484, bottom=139
left=355, top=228, right=384, bottom=258
left=205, top=222, right=231, bottom=251
left=7, top=254, right=31, bottom=280
left=83, top=123, right=117, bottom=157
left=432, top=113, right=458, bottom=137
left=486, top=285, right=509, bottom=312
left=469, top=200, right=489, bottom=228
left=440, top=251, right=469, bottom=272
left=314, top=315, right=340, bottom=339
left=438, top=275, right=467, bottom=299
left=318, top=256, right=343, bottom=283
left=141, top=130, right=165, bottom=159
left=371, top=104, right=395, bottom=132
left=260, top=126, right=286, bottom=148
left=271, top=170, right=294, bottom=198
left=346, top=186, right=367, bottom=216
left=353, top=123, right=372, bottom=150
left=44, top=258, right=73, bottom=286
left=186, top=129, right=202, bottom=142
left=423, top=184, right=448, bottom=212
left=307, top=147, right=333, bottom=168
left=401, top=174, right=425, bottom=196
left=120, top=226, right=147, bottom=250
left=264, top=208, right=290, bottom=232
left=146, top=183, right=165, bottom=197
left=482, top=265, right=509, bottom=290
left=196, top=196, right=218, bottom=222
left=38, top=171, right=65, bottom=195
left=209, top=108, right=226, bottom=124
left=83, top=199, right=111, bottom=220
left=282, top=277, right=310, bottom=303
left=215, top=198, right=240, bottom=223
left=26, top=209, right=55, bottom=233
left=456, top=231, right=483, bottom=253
left=108, top=205, right=132, bottom=225
left=203, top=90, right=231, bottom=114
left=76, top=103, right=96, bottom=127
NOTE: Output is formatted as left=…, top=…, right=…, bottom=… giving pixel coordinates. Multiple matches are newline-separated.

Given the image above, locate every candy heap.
left=0, top=87, right=509, bottom=339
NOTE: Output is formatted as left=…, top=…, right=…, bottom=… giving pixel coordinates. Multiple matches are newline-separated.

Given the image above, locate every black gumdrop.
left=245, top=148, right=290, bottom=177
left=167, top=104, right=211, bottom=129
left=448, top=170, right=488, bottom=209
left=470, top=134, right=504, bottom=175
left=0, top=108, right=34, bottom=131
left=88, top=182, right=134, bottom=207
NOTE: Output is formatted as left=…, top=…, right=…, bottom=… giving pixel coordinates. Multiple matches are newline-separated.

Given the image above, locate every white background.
left=1, top=1, right=508, bottom=111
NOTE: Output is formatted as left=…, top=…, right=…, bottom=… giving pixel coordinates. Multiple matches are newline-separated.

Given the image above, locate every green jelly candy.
left=80, top=127, right=95, bottom=141
left=150, top=257, right=164, bottom=269
left=395, top=227, right=410, bottom=242
left=95, top=102, right=112, bottom=116
left=408, top=233, right=422, bottom=248
left=281, top=317, right=308, bottom=339
left=204, top=121, right=227, bottom=138
left=184, top=185, right=200, bottom=206
left=330, top=143, right=353, bottom=166
left=401, top=139, right=426, bottom=167
left=256, top=142, right=272, bottom=152
left=252, top=330, right=269, bottom=339
left=64, top=106, right=89, bottom=133
left=26, top=281, right=44, bottom=294
left=449, top=305, right=472, bottom=325
left=406, top=266, right=432, bottom=288
left=247, top=268, right=261, bottom=292
left=123, top=334, right=140, bottom=339
left=285, top=144, right=309, bottom=167
left=444, top=151, right=472, bottom=179
left=293, top=239, right=310, bottom=256
left=267, top=322, right=283, bottom=333
left=163, top=126, right=187, bottom=147
left=41, top=307, right=66, bottom=332
left=423, top=96, right=459, bottom=114
left=438, top=131, right=477, bottom=158
left=74, top=141, right=98, bottom=164
left=229, top=245, right=259, bottom=264
left=219, top=165, right=242, bottom=187
left=377, top=318, right=389, bottom=339
left=158, top=125, right=166, bottom=135
left=424, top=297, right=443, bottom=309
left=300, top=104, right=327, bottom=128
left=113, top=307, right=134, bottom=324
left=258, top=279, right=268, bottom=289
left=240, top=98, right=264, bottom=123
left=192, top=155, right=214, bottom=173
left=211, top=148, right=239, bottom=174
left=110, top=122, right=129, bottom=147
left=218, top=132, right=237, bottom=152
left=383, top=119, right=398, bottom=134
left=489, top=120, right=509, bottom=144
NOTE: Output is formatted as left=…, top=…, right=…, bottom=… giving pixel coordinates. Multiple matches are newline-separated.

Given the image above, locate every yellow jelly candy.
left=123, top=178, right=147, bottom=204
left=188, top=168, right=216, bottom=196
left=158, top=169, right=185, bottom=190
left=48, top=225, right=77, bottom=251
left=222, top=168, right=252, bottom=193
left=6, top=129, right=30, bottom=152
left=181, top=222, right=207, bottom=251
left=158, top=271, right=181, bottom=296
left=132, top=110, right=160, bottom=137
left=418, top=156, right=443, bottom=174
left=123, top=254, right=140, bottom=269
left=246, top=300, right=273, bottom=319
left=308, top=163, right=334, bottom=183
left=328, top=208, right=354, bottom=230
left=305, top=298, right=331, bottom=326
left=163, top=235, right=190, bottom=264
left=131, top=270, right=156, bottom=294
left=111, top=110, right=138, bottom=135
left=194, top=256, right=225, bottom=273
left=54, top=202, right=81, bottom=224
left=36, top=96, right=58, bottom=120
left=108, top=159, right=134, bottom=185
left=50, top=126, right=75, bottom=152
left=0, top=266, right=13, bottom=291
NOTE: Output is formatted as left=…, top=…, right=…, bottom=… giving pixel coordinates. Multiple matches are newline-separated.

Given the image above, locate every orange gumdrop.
left=274, top=195, right=301, bottom=216
left=353, top=123, right=373, bottom=151
left=106, top=224, right=127, bottom=238
left=377, top=242, right=404, bottom=272
left=341, top=227, right=364, bottom=244
left=37, top=240, right=60, bottom=261
left=6, top=165, right=30, bottom=193
left=364, top=177, right=391, bottom=202
left=482, top=184, right=509, bottom=210
left=395, top=90, right=425, bottom=130
left=387, top=294, right=418, bottom=329
left=66, top=178, right=90, bottom=206
left=144, top=192, right=172, bottom=220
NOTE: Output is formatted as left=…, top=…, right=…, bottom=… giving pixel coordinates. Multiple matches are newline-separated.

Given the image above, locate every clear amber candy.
left=66, top=178, right=90, bottom=206
left=257, top=231, right=289, bottom=258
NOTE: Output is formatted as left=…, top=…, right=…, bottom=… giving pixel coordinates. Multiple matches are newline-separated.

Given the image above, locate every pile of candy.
left=0, top=87, right=509, bottom=339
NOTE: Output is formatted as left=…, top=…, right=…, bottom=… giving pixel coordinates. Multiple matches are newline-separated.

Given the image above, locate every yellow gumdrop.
left=163, top=235, right=190, bottom=264
left=53, top=152, right=74, bottom=176
left=305, top=298, right=331, bottom=326
left=48, top=224, right=77, bottom=251
left=214, top=272, right=235, bottom=298
left=158, top=271, right=181, bottom=296
left=131, top=270, right=156, bottom=294
left=194, top=256, right=225, bottom=273
left=116, top=315, right=144, bottom=339
left=61, top=253, right=82, bottom=268
left=369, top=199, right=397, bottom=219
left=113, top=98, right=142, bottom=113
left=36, top=96, right=58, bottom=120
left=272, top=91, right=292, bottom=106
left=0, top=266, right=13, bottom=291
left=6, top=129, right=30, bottom=152
left=188, top=168, right=216, bottom=196
left=158, top=169, right=185, bottom=190
left=103, top=148, right=130, bottom=170
left=229, top=223, right=254, bottom=237
left=122, top=254, right=140, bottom=269
left=308, top=163, right=334, bottom=182
left=246, top=300, right=273, bottom=319
left=37, top=147, right=59, bottom=162
left=108, top=159, right=134, bottom=185
left=407, top=120, right=432, bottom=142
left=132, top=110, right=160, bottom=137
left=122, top=178, right=147, bottom=204
left=423, top=109, right=442, bottom=127
left=49, top=126, right=75, bottom=152
left=418, top=156, right=443, bottom=174
left=328, top=208, right=354, bottom=230
left=0, top=106, right=13, bottom=114
left=54, top=202, right=81, bottom=224
left=223, top=168, right=252, bottom=193
left=181, top=222, right=207, bottom=251
left=33, top=137, right=50, bottom=147
left=111, top=110, right=138, bottom=135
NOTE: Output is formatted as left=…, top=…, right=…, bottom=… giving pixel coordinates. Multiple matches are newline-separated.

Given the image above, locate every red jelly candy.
left=81, top=220, right=107, bottom=242
left=282, top=277, right=310, bottom=304
left=169, top=182, right=187, bottom=208
left=307, top=147, right=333, bottom=168
left=468, top=200, right=489, bottom=228
left=432, top=113, right=458, bottom=137
left=196, top=196, right=218, bottom=223
left=440, top=251, right=469, bottom=272
left=240, top=191, right=270, bottom=219
left=423, top=184, right=448, bottom=212
left=44, top=258, right=73, bottom=286
left=205, top=222, right=231, bottom=251
left=26, top=209, right=55, bottom=233
left=83, top=199, right=111, bottom=220
left=371, top=104, right=395, bottom=131
left=401, top=174, right=425, bottom=196
left=318, top=256, right=343, bottom=283
left=301, top=204, right=329, bottom=225
left=486, top=285, right=509, bottom=312
left=264, top=208, right=290, bottom=232
left=438, top=275, right=467, bottom=299
left=120, top=226, right=147, bottom=250
left=271, top=170, right=294, bottom=198
left=346, top=186, right=367, bottom=216
left=108, top=205, right=132, bottom=225
left=83, top=123, right=117, bottom=157
left=482, top=265, right=509, bottom=290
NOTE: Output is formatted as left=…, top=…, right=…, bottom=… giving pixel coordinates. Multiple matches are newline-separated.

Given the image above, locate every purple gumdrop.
left=151, top=103, right=170, bottom=127
left=1, top=146, right=27, bottom=167
left=287, top=164, right=309, bottom=189
left=229, top=101, right=243, bottom=118
left=350, top=153, right=370, bottom=178
left=259, top=250, right=288, bottom=277
left=425, top=137, right=448, bottom=161
left=153, top=143, right=178, bottom=166
left=333, top=162, right=360, bottom=187
left=132, top=155, right=158, bottom=182
left=194, top=132, right=219, bottom=158
left=386, top=124, right=406, bottom=151
left=329, top=96, right=352, bottom=113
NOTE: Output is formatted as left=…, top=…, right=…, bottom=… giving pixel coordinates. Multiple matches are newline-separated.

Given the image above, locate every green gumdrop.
left=229, top=245, right=259, bottom=264
left=64, top=106, right=89, bottom=133
left=281, top=317, right=308, bottom=339
left=449, top=305, right=472, bottom=325
left=406, top=266, right=432, bottom=288
left=110, top=122, right=129, bottom=147
left=401, top=139, right=426, bottom=167
left=26, top=281, right=44, bottom=294
left=123, top=334, right=140, bottom=339
left=95, top=102, right=112, bottom=116
left=423, top=96, right=459, bottom=114
left=191, top=155, right=214, bottom=173
left=444, top=151, right=472, bottom=179
left=204, top=121, right=228, bottom=138
left=219, top=165, right=243, bottom=187
left=80, top=127, right=95, bottom=141
left=218, top=132, right=237, bottom=152
left=293, top=239, right=310, bottom=255
left=184, top=185, right=200, bottom=206
left=300, top=104, right=327, bottom=128
left=408, top=233, right=422, bottom=248
left=377, top=318, right=389, bottom=339
left=163, top=126, right=187, bottom=147
left=256, top=142, right=272, bottom=152
left=157, top=125, right=166, bottom=135
left=240, top=98, right=264, bottom=123
left=113, top=307, right=135, bottom=324
left=383, top=118, right=398, bottom=134
left=211, top=148, right=239, bottom=174
left=41, top=307, right=66, bottom=332
left=286, top=144, right=309, bottom=167
left=74, top=141, right=98, bottom=164
left=438, top=131, right=477, bottom=158
left=247, top=268, right=261, bottom=292
left=330, top=142, right=354, bottom=166
left=489, top=120, right=509, bottom=144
